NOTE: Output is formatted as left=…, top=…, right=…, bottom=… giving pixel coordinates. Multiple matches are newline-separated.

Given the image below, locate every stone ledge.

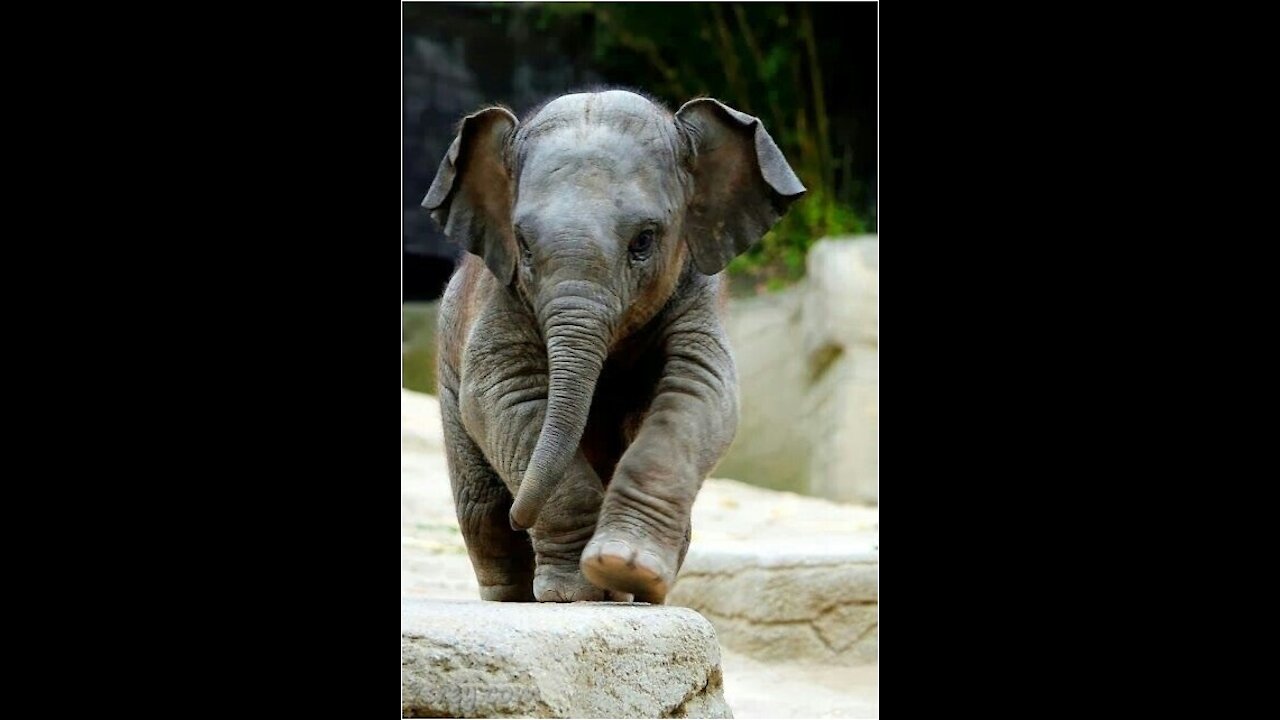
left=401, top=599, right=732, bottom=718
left=668, top=539, right=878, bottom=665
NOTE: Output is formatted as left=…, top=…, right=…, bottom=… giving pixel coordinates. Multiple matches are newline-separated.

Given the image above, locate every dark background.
left=403, top=1, right=878, bottom=300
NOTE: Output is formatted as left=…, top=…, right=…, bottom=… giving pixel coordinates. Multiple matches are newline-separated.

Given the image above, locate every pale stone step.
left=401, top=598, right=732, bottom=718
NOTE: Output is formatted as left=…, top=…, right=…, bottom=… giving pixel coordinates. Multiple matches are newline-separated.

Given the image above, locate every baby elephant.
left=426, top=89, right=804, bottom=604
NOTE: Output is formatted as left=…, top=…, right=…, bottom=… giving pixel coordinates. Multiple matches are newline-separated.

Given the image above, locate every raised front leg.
left=582, top=304, right=738, bottom=603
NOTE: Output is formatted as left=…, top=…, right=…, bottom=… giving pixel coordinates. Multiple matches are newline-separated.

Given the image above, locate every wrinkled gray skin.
left=425, top=90, right=804, bottom=603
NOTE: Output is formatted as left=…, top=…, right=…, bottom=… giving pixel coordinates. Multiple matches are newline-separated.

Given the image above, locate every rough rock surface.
left=666, top=540, right=878, bottom=665
left=402, top=598, right=731, bottom=718
left=666, top=479, right=879, bottom=665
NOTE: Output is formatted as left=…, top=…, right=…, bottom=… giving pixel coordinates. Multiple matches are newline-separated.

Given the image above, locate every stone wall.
left=717, top=236, right=879, bottom=505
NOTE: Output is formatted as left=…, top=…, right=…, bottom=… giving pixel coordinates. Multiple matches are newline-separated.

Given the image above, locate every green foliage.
left=732, top=185, right=868, bottom=288
left=403, top=303, right=439, bottom=394
left=524, top=2, right=874, bottom=292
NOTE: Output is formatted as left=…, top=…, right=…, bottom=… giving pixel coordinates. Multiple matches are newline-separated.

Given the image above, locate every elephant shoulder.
left=439, top=256, right=499, bottom=373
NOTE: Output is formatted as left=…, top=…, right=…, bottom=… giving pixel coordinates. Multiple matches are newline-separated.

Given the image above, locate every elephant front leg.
left=440, top=382, right=535, bottom=601
left=526, top=451, right=633, bottom=602
left=582, top=327, right=738, bottom=603
left=468, top=381, right=630, bottom=603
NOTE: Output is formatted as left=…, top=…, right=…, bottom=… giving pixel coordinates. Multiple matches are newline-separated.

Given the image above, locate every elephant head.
left=423, top=90, right=805, bottom=530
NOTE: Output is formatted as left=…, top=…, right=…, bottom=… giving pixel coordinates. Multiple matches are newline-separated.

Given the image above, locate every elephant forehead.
left=518, top=92, right=679, bottom=160
left=517, top=136, right=680, bottom=210
left=531, top=90, right=669, bottom=128
left=525, top=132, right=642, bottom=178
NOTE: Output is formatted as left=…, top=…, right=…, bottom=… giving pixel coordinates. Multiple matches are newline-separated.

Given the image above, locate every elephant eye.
left=515, top=230, right=533, bottom=265
left=629, top=229, right=655, bottom=261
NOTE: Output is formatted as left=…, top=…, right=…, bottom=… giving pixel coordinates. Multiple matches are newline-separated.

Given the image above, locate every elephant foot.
left=478, top=581, right=535, bottom=602
left=580, top=534, right=675, bottom=604
left=533, top=563, right=609, bottom=602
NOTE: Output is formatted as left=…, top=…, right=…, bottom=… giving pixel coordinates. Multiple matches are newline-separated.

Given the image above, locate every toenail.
left=638, top=551, right=662, bottom=575
left=601, top=540, right=630, bottom=558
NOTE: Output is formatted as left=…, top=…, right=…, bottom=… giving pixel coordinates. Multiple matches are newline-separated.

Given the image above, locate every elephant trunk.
left=509, top=290, right=611, bottom=530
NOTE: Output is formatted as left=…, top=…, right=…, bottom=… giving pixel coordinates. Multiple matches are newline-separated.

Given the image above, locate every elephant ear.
left=422, top=107, right=519, bottom=285
left=675, top=98, right=806, bottom=275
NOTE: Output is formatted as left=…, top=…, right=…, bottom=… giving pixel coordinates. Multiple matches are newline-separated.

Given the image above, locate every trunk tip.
left=509, top=503, right=533, bottom=532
